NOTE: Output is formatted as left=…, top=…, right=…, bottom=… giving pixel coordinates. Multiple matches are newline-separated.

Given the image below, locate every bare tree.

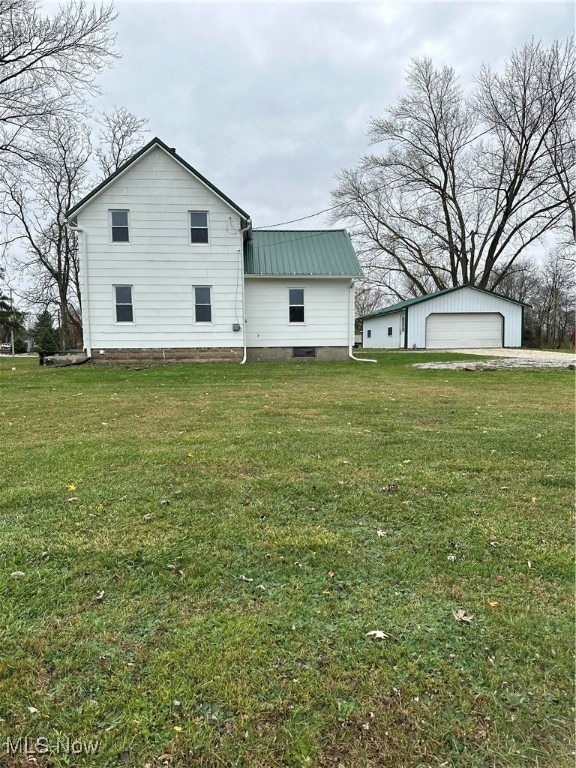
left=332, top=38, right=576, bottom=300
left=1, top=118, right=91, bottom=348
left=95, top=106, right=149, bottom=178
left=529, top=249, right=575, bottom=347
left=1, top=109, right=149, bottom=348
left=0, top=0, right=117, bottom=163
left=354, top=282, right=386, bottom=317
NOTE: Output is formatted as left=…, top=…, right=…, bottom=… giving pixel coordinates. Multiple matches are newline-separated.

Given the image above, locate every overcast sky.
left=61, top=2, right=575, bottom=229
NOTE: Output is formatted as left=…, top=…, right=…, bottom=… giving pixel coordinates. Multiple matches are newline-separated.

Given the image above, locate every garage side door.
left=426, top=313, right=503, bottom=348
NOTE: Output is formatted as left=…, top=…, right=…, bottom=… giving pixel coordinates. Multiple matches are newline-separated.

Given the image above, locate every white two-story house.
left=65, top=137, right=363, bottom=363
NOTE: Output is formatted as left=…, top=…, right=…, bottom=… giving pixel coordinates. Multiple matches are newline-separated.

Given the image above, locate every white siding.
left=362, top=312, right=403, bottom=348
left=77, top=146, right=244, bottom=349
left=245, top=278, right=352, bottom=347
left=407, top=288, right=522, bottom=348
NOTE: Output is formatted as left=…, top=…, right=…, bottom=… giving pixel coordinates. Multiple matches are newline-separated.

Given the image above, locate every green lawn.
left=0, top=353, right=573, bottom=767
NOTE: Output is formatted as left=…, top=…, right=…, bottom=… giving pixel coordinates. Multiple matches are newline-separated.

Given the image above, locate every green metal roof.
left=66, top=137, right=250, bottom=221
left=360, top=285, right=529, bottom=320
left=244, top=230, right=363, bottom=277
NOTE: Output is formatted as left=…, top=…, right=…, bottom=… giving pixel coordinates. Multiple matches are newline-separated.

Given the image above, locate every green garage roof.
left=360, top=285, right=529, bottom=319
left=244, top=230, right=363, bottom=277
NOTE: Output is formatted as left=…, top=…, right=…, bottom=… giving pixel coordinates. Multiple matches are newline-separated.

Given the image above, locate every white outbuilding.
left=361, top=285, right=527, bottom=349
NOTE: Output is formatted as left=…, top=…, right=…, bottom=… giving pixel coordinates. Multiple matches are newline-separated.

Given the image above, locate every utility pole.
left=9, top=288, right=14, bottom=357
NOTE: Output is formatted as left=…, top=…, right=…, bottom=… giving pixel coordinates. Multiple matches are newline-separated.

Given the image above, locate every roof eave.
left=65, top=137, right=250, bottom=221
left=245, top=272, right=361, bottom=278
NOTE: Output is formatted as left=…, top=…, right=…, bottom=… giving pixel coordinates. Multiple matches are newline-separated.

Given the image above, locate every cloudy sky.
left=69, top=2, right=574, bottom=228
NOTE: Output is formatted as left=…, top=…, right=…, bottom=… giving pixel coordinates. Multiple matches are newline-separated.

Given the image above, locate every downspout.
left=404, top=309, right=409, bottom=349
left=348, top=281, right=377, bottom=363
left=239, top=219, right=252, bottom=364
left=66, top=222, right=92, bottom=358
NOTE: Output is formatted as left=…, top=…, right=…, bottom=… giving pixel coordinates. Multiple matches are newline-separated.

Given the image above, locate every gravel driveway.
left=414, top=348, right=575, bottom=370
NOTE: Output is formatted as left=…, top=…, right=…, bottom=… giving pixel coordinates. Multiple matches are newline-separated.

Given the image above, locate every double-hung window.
left=115, top=286, right=133, bottom=323
left=190, top=211, right=209, bottom=244
left=289, top=288, right=305, bottom=323
left=194, top=286, right=212, bottom=323
left=110, top=210, right=130, bottom=243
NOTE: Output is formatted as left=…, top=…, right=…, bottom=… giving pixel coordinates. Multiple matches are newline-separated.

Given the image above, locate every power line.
left=252, top=201, right=346, bottom=230
left=252, top=181, right=390, bottom=230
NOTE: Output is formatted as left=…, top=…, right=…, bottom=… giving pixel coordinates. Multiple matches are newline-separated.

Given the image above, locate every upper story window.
left=115, top=285, right=133, bottom=322
left=194, top=286, right=212, bottom=322
left=289, top=288, right=305, bottom=323
left=110, top=210, right=129, bottom=243
left=190, top=211, right=209, bottom=244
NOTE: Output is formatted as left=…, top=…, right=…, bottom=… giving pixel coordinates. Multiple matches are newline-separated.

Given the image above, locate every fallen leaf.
left=66, top=483, right=76, bottom=492
left=328, top=570, right=335, bottom=578
left=487, top=599, right=499, bottom=607
left=27, top=707, right=39, bottom=715
left=160, top=499, right=170, bottom=506
left=452, top=609, right=474, bottom=624
left=447, top=554, right=456, bottom=562
left=366, top=630, right=391, bottom=640
left=67, top=496, right=78, bottom=502
left=379, top=484, right=397, bottom=493
left=143, top=514, right=152, bottom=522
left=239, top=575, right=253, bottom=582
left=95, top=590, right=106, bottom=603
left=10, top=571, right=25, bottom=579
left=173, top=726, right=182, bottom=733
left=376, top=529, right=386, bottom=537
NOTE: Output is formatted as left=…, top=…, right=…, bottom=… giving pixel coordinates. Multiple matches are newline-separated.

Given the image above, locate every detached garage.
left=361, top=286, right=526, bottom=349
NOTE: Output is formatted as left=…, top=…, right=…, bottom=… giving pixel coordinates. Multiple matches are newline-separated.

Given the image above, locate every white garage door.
left=426, top=313, right=503, bottom=348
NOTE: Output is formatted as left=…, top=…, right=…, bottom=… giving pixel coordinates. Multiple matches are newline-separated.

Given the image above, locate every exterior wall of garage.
left=362, top=311, right=404, bottom=348
left=407, top=288, right=522, bottom=348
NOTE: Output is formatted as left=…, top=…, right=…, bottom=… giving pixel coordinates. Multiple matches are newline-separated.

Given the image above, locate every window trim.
left=109, top=209, right=130, bottom=245
left=288, top=287, right=305, bottom=325
left=189, top=210, right=210, bottom=246
left=114, top=285, right=134, bottom=324
left=387, top=326, right=393, bottom=336
left=193, top=285, right=213, bottom=324
left=366, top=329, right=372, bottom=339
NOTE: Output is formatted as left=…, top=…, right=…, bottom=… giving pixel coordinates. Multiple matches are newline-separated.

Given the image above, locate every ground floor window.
left=289, top=288, right=305, bottom=323
left=194, top=286, right=212, bottom=322
left=115, top=285, right=133, bottom=322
